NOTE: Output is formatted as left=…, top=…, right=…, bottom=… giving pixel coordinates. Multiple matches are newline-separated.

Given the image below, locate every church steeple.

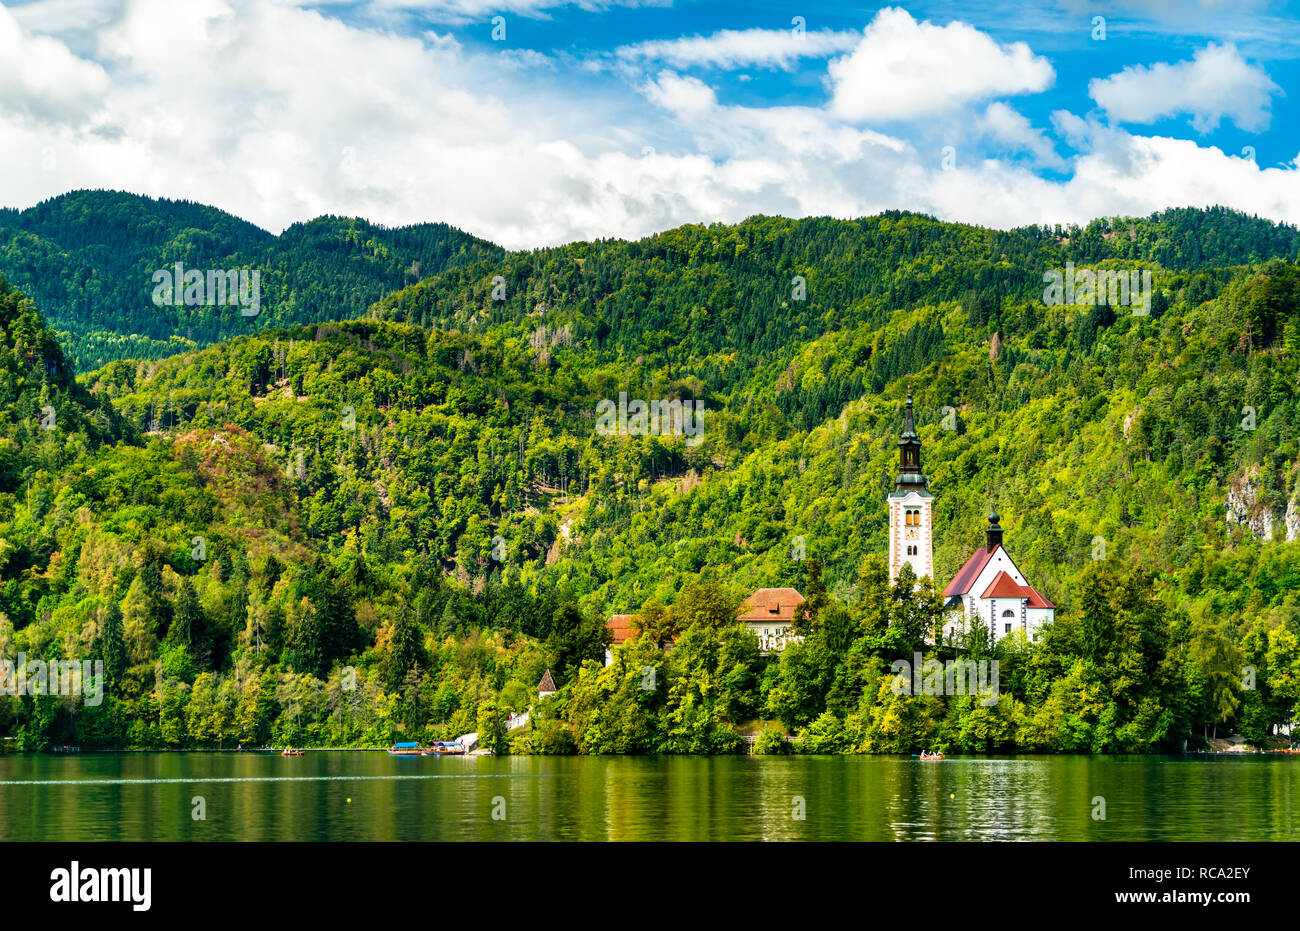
left=895, top=391, right=928, bottom=492
left=888, top=389, right=934, bottom=586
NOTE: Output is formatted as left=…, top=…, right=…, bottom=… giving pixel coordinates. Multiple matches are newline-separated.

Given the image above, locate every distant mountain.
left=3, top=193, right=1298, bottom=375
left=0, top=190, right=504, bottom=370
left=372, top=207, right=1300, bottom=360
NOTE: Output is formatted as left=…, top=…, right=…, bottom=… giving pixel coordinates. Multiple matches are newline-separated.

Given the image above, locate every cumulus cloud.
left=827, top=7, right=1054, bottom=122
left=8, top=0, right=123, bottom=38
left=0, top=3, right=109, bottom=124
left=615, top=27, right=861, bottom=71
left=1047, top=115, right=1300, bottom=226
left=1088, top=43, right=1280, bottom=133
left=977, top=102, right=1066, bottom=169
left=1, top=0, right=1299, bottom=253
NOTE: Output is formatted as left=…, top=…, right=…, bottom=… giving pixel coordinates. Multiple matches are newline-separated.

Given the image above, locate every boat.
left=281, top=748, right=305, bottom=756
left=915, top=752, right=946, bottom=761
left=387, top=741, right=424, bottom=757
left=421, top=741, right=466, bottom=756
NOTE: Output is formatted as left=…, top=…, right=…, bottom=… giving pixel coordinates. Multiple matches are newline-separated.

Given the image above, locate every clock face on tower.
left=906, top=528, right=918, bottom=541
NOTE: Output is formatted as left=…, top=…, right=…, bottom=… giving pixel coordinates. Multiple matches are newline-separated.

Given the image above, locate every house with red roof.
left=941, top=509, right=1055, bottom=643
left=604, top=614, right=637, bottom=665
left=737, top=587, right=805, bottom=653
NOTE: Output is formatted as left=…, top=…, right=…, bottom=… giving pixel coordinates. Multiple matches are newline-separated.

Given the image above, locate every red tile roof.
left=1023, top=584, right=1055, bottom=609
left=942, top=545, right=998, bottom=598
left=538, top=669, right=557, bottom=694
left=737, top=588, right=805, bottom=624
left=981, top=570, right=1028, bottom=599
left=977, top=571, right=1055, bottom=609
left=606, top=614, right=637, bottom=644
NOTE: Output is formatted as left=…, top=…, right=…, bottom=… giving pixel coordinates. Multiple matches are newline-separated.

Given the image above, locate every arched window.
left=1002, top=609, right=1015, bottom=618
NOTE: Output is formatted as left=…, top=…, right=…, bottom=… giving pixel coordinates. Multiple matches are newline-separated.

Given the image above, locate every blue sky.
left=2, top=0, right=1299, bottom=247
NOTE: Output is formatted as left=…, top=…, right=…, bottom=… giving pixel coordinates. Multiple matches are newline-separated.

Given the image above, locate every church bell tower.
left=888, top=392, right=934, bottom=584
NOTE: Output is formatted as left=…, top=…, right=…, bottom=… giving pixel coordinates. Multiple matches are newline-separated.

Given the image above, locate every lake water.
left=1, top=752, right=1295, bottom=841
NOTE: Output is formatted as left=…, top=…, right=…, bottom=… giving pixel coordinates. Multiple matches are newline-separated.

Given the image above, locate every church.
left=940, top=508, right=1055, bottom=643
left=887, top=393, right=1055, bottom=643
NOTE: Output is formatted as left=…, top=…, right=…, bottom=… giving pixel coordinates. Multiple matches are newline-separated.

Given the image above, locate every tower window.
left=1002, top=609, right=1015, bottom=618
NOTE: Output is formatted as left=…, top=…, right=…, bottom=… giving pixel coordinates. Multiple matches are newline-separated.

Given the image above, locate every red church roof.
left=978, top=571, right=1055, bottom=608
left=981, top=570, right=1027, bottom=599
left=941, top=545, right=998, bottom=598
left=1023, top=584, right=1055, bottom=609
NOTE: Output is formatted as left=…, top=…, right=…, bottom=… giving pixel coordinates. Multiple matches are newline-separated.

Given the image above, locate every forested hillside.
left=0, top=191, right=503, bottom=371
left=2, top=203, right=1299, bottom=755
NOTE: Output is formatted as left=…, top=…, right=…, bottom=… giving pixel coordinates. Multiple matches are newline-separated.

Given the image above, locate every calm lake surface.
left=1, top=753, right=1296, bottom=841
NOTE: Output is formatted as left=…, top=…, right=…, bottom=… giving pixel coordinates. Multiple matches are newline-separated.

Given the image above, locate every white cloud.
left=1, top=0, right=1299, bottom=257
left=977, top=102, right=1065, bottom=169
left=8, top=0, right=123, bottom=36
left=1089, top=43, right=1280, bottom=133
left=827, top=7, right=1054, bottom=122
left=1048, top=115, right=1300, bottom=227
left=615, top=27, right=861, bottom=71
left=0, top=3, right=109, bottom=124
left=642, top=71, right=719, bottom=117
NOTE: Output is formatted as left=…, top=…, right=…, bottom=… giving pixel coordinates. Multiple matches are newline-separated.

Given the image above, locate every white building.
left=941, top=510, right=1055, bottom=643
left=737, top=588, right=805, bottom=653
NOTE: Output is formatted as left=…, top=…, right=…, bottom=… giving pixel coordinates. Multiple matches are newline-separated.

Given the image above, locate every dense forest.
left=0, top=191, right=503, bottom=371
left=1, top=196, right=1299, bottom=755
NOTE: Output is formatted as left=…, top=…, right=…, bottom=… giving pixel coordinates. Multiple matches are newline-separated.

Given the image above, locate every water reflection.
left=0, top=753, right=1294, bottom=841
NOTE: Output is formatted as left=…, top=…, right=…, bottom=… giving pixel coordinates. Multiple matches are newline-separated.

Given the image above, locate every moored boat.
left=387, top=741, right=424, bottom=757
left=281, top=748, right=305, bottom=756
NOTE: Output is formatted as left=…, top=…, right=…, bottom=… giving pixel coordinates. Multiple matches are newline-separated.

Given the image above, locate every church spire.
left=895, top=390, right=927, bottom=492
left=888, top=388, right=934, bottom=586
